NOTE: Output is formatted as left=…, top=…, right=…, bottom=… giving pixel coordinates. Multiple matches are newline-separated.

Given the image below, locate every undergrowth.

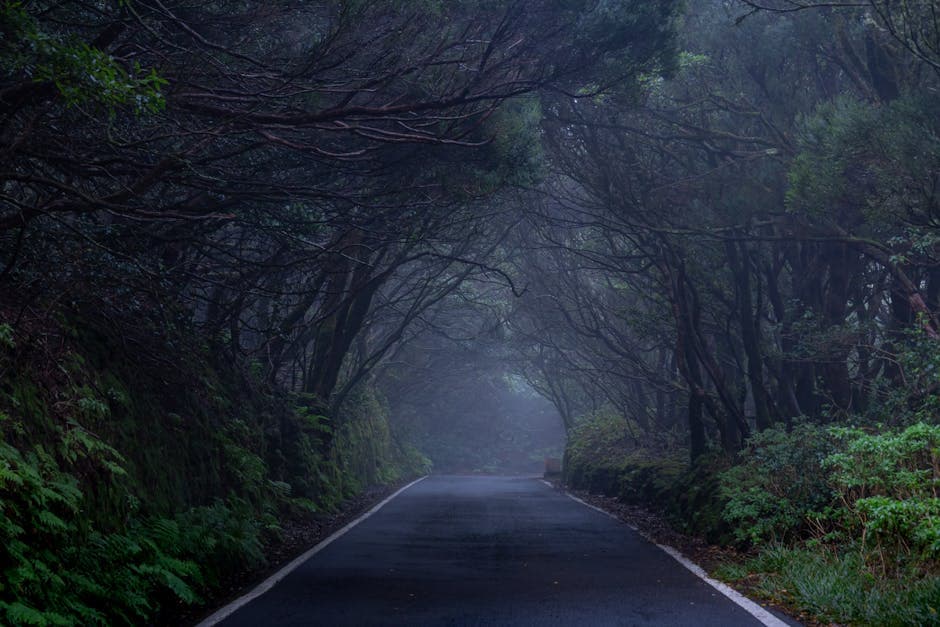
left=563, top=408, right=724, bottom=540
left=0, top=309, right=426, bottom=624
left=718, top=546, right=940, bottom=626
left=564, top=405, right=940, bottom=626
left=718, top=422, right=940, bottom=625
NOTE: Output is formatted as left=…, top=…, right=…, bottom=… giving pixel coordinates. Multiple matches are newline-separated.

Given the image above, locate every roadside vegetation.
left=564, top=376, right=940, bottom=624
left=0, top=311, right=427, bottom=624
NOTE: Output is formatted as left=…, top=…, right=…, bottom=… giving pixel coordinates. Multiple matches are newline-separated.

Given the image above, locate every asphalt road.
left=216, top=475, right=785, bottom=626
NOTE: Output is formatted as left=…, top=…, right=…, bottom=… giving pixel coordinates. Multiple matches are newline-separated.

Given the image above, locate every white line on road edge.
left=542, top=480, right=638, bottom=530
left=544, top=481, right=789, bottom=627
left=197, top=475, right=429, bottom=626
left=654, top=543, right=789, bottom=627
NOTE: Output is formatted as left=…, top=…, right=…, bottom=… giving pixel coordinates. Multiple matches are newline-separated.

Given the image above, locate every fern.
left=0, top=601, right=70, bottom=626
left=61, top=595, right=106, bottom=626
left=0, top=438, right=210, bottom=625
left=58, top=418, right=126, bottom=475
left=0, top=331, right=411, bottom=624
left=35, top=510, right=68, bottom=532
left=135, top=564, right=199, bottom=605
left=0, top=323, right=14, bottom=350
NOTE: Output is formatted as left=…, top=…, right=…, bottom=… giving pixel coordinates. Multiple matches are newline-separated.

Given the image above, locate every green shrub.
left=720, top=423, right=836, bottom=547
left=173, top=498, right=269, bottom=589
left=562, top=407, right=735, bottom=539
left=827, top=423, right=940, bottom=572
left=827, top=423, right=940, bottom=500
left=398, top=443, right=433, bottom=477
left=0, top=307, right=428, bottom=623
left=663, top=453, right=731, bottom=543
left=725, top=423, right=940, bottom=626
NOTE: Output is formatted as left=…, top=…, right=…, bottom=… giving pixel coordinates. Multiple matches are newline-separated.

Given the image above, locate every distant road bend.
left=204, top=475, right=795, bottom=626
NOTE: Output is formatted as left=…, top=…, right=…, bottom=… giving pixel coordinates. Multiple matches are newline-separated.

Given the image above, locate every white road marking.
left=543, top=480, right=789, bottom=627
left=197, top=475, right=429, bottom=626
left=543, top=479, right=639, bottom=529
left=654, top=543, right=789, bottom=627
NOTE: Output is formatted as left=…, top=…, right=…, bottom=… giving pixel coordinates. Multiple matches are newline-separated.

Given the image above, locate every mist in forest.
left=2, top=0, right=940, bottom=624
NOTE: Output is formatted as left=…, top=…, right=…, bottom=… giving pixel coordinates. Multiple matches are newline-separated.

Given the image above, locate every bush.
left=722, top=422, right=940, bottom=626
left=663, top=453, right=732, bottom=543
left=0, top=310, right=424, bottom=624
left=719, top=423, right=836, bottom=547
left=827, top=423, right=940, bottom=572
left=563, top=408, right=729, bottom=540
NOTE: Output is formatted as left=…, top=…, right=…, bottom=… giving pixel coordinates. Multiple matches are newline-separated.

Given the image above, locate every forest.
left=1, top=0, right=939, bottom=625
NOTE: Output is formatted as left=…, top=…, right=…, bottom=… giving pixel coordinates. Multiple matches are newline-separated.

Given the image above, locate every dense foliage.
left=0, top=310, right=426, bottom=624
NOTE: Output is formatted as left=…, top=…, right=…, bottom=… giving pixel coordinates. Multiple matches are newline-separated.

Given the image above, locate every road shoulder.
left=541, top=479, right=806, bottom=627
left=178, top=477, right=426, bottom=626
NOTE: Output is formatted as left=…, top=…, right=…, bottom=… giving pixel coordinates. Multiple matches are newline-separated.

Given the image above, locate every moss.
left=563, top=409, right=732, bottom=544
left=3, top=376, right=55, bottom=445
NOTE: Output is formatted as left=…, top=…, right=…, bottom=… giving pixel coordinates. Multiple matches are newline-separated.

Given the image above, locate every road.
left=212, top=475, right=789, bottom=626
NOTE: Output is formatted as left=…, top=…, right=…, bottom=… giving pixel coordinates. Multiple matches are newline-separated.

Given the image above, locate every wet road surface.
left=217, top=475, right=784, bottom=626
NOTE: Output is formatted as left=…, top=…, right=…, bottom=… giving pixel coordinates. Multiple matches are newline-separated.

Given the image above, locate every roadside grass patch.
left=711, top=560, right=749, bottom=583
left=731, top=546, right=940, bottom=626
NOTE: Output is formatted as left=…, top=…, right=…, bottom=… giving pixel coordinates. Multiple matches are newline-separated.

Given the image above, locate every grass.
left=717, top=546, right=940, bottom=626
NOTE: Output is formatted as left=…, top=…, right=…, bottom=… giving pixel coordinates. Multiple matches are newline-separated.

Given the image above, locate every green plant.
left=0, top=323, right=14, bottom=350
left=564, top=407, right=643, bottom=493
left=733, top=547, right=940, bottom=626
left=720, top=423, right=836, bottom=547
left=173, top=498, right=268, bottom=588
left=826, top=423, right=940, bottom=571
left=0, top=310, right=422, bottom=623
left=2, top=3, right=167, bottom=114
left=0, top=442, right=201, bottom=625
